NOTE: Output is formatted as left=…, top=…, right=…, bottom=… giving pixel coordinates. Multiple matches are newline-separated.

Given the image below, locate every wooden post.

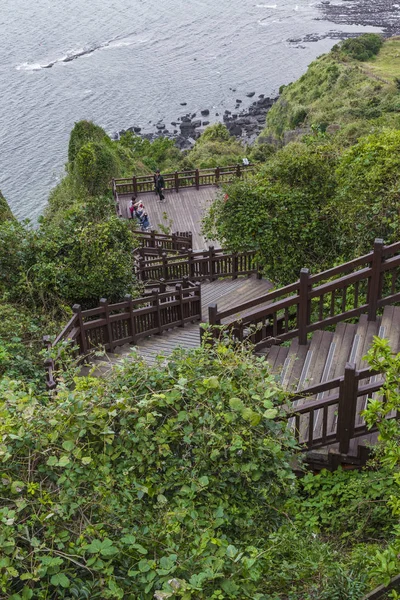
left=368, top=238, right=384, bottom=321
left=337, top=363, right=359, bottom=455
left=72, top=304, right=88, bottom=354
left=232, top=252, right=238, bottom=280
left=208, top=303, right=220, bottom=326
left=195, top=282, right=202, bottom=321
left=182, top=275, right=189, bottom=290
left=175, top=284, right=185, bottom=327
left=124, top=294, right=136, bottom=344
left=298, top=268, right=311, bottom=345
left=215, top=166, right=220, bottom=186
left=138, top=257, right=146, bottom=281
left=195, top=168, right=200, bottom=190
left=236, top=164, right=241, bottom=178
left=162, top=252, right=168, bottom=281
left=175, top=171, right=179, bottom=192
left=187, top=249, right=195, bottom=279
left=208, top=246, right=215, bottom=281
left=188, top=232, right=193, bottom=249
left=133, top=176, right=138, bottom=197
left=100, top=298, right=114, bottom=352
left=172, top=232, right=177, bottom=250
left=159, top=278, right=166, bottom=294
left=152, top=289, right=162, bottom=334
left=150, top=230, right=156, bottom=248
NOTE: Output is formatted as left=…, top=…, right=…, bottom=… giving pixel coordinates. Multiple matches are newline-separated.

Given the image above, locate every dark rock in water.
left=201, top=109, right=210, bottom=116
left=181, top=116, right=191, bottom=123
left=180, top=102, right=187, bottom=106
left=111, top=131, right=119, bottom=140
left=192, top=119, right=202, bottom=128
left=236, top=99, right=242, bottom=103
left=202, top=120, right=210, bottom=126
left=232, top=88, right=236, bottom=92
left=133, top=126, right=141, bottom=133
left=119, top=129, right=126, bottom=136
left=191, top=113, right=197, bottom=118
left=259, top=94, right=264, bottom=98
left=156, top=123, right=165, bottom=130
left=215, top=112, right=219, bottom=116
left=232, top=114, right=238, bottom=119
left=171, top=121, right=177, bottom=126
left=246, top=92, right=255, bottom=98
left=173, top=129, right=178, bottom=134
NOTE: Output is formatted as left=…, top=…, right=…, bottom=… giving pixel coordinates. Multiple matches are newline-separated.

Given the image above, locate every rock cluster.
left=114, top=92, right=277, bottom=150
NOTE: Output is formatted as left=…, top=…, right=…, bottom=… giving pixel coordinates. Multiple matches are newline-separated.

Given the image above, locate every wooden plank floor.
left=118, top=187, right=220, bottom=250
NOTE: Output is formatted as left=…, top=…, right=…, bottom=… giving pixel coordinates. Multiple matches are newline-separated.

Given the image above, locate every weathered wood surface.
left=118, top=188, right=219, bottom=250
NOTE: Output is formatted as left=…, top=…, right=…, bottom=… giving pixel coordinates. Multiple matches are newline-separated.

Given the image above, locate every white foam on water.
left=256, top=4, right=278, bottom=7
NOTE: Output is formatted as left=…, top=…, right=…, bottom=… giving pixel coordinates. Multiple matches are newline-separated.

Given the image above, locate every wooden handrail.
left=362, top=574, right=400, bottom=599
left=208, top=238, right=400, bottom=349
left=112, top=164, right=254, bottom=199
left=44, top=281, right=202, bottom=390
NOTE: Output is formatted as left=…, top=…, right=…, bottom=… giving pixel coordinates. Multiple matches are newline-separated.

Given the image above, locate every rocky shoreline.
left=114, top=93, right=277, bottom=150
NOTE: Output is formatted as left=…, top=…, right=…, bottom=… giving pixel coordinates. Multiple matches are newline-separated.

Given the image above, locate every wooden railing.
left=208, top=239, right=400, bottom=351
left=133, top=230, right=193, bottom=253
left=112, top=164, right=253, bottom=199
left=286, top=362, right=398, bottom=454
left=135, top=246, right=260, bottom=283
left=44, top=280, right=201, bottom=390
left=362, top=574, right=400, bottom=599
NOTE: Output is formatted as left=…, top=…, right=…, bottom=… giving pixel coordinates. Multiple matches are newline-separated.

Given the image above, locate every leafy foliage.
left=0, top=190, right=15, bottom=222
left=0, top=342, right=300, bottom=599
left=335, top=34, right=384, bottom=62
left=333, top=129, right=400, bottom=255
left=68, top=120, right=107, bottom=163
left=203, top=142, right=339, bottom=283
left=75, top=141, right=120, bottom=196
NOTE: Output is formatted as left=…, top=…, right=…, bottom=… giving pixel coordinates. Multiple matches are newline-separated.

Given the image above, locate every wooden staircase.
left=46, top=236, right=400, bottom=470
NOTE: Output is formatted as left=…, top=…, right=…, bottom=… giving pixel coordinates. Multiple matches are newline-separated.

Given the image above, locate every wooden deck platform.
left=118, top=186, right=220, bottom=250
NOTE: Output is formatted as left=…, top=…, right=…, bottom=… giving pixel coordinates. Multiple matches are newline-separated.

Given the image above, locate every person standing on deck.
left=155, top=169, right=165, bottom=202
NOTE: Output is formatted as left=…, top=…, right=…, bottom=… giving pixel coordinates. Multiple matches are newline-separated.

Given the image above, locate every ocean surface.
left=0, top=0, right=397, bottom=221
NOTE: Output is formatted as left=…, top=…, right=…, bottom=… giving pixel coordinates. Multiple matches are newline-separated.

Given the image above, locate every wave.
left=16, top=33, right=144, bottom=71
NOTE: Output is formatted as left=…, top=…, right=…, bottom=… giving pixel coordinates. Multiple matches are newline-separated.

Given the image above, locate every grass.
left=260, top=37, right=400, bottom=140
left=364, top=37, right=400, bottom=81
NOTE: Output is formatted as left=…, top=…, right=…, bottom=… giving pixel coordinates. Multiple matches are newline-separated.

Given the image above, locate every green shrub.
left=0, top=342, right=298, bottom=599
left=0, top=190, right=14, bottom=222
left=68, top=120, right=107, bottom=163
left=337, top=34, right=383, bottom=62
left=25, top=199, right=136, bottom=308
left=333, top=129, right=400, bottom=255
left=75, top=141, right=120, bottom=196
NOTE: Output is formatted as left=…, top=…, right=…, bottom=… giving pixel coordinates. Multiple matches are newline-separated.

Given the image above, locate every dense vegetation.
left=203, top=35, right=400, bottom=283
left=2, top=34, right=400, bottom=599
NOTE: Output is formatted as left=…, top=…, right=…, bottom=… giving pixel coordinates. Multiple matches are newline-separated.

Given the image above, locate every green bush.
left=333, top=129, right=400, bottom=255
left=203, top=142, right=339, bottom=283
left=0, top=190, right=14, bottom=222
left=0, top=342, right=299, bottom=599
left=337, top=34, right=383, bottom=62
left=26, top=210, right=135, bottom=308
left=68, top=120, right=107, bottom=163
left=75, top=141, right=120, bottom=196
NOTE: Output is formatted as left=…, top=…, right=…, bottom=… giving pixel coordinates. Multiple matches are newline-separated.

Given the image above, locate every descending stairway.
left=82, top=276, right=273, bottom=372
left=260, top=306, right=400, bottom=463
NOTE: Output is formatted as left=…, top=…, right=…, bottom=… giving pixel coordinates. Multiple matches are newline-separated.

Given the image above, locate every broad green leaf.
left=229, top=398, right=244, bottom=412
left=50, top=573, right=70, bottom=588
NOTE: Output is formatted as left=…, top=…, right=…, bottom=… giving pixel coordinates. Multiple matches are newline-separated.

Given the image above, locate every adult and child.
left=129, top=199, right=150, bottom=231
left=128, top=169, right=165, bottom=230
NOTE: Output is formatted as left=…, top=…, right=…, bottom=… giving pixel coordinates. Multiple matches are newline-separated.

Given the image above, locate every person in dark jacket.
left=155, top=169, right=165, bottom=202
